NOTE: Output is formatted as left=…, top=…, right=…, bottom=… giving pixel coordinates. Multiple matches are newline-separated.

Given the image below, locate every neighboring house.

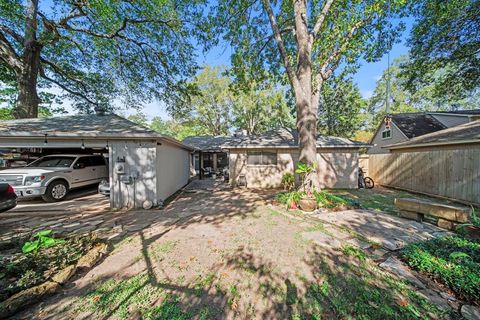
left=0, top=114, right=193, bottom=209
left=368, top=110, right=480, bottom=154
left=185, top=128, right=369, bottom=189
left=369, top=120, right=480, bottom=205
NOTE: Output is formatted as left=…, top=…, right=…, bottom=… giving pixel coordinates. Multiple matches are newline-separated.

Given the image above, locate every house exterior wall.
left=368, top=121, right=408, bottom=154
left=156, top=141, right=190, bottom=203
left=110, top=141, right=157, bottom=209
left=430, top=114, right=470, bottom=128
left=229, top=148, right=359, bottom=189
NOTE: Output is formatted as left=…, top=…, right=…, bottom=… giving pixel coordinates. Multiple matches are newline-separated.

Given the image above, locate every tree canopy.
left=0, top=0, right=207, bottom=117
left=402, top=0, right=480, bottom=101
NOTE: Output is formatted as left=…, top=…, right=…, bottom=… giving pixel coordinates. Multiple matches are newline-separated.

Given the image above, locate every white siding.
left=110, top=141, right=157, bottom=209
left=156, top=141, right=190, bottom=203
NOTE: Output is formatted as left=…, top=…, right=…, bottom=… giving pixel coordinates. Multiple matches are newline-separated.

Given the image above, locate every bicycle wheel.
left=364, top=177, right=374, bottom=189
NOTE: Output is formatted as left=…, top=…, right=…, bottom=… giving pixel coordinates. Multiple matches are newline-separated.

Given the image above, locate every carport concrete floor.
left=8, top=181, right=461, bottom=319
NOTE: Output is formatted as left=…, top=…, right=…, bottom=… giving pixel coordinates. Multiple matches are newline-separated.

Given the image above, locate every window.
left=381, top=129, right=392, bottom=139
left=247, top=151, right=277, bottom=165
left=89, top=155, right=106, bottom=166
left=28, top=156, right=75, bottom=168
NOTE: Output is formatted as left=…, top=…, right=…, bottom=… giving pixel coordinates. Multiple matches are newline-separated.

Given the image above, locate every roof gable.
left=391, top=113, right=447, bottom=139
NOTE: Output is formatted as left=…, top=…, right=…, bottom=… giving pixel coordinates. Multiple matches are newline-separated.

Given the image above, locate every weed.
left=342, top=244, right=367, bottom=261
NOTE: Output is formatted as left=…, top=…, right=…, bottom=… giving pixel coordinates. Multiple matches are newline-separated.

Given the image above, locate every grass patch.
left=401, top=236, right=480, bottom=302
left=342, top=244, right=367, bottom=261
left=293, top=259, right=446, bottom=319
left=150, top=240, right=178, bottom=262
left=274, top=191, right=359, bottom=211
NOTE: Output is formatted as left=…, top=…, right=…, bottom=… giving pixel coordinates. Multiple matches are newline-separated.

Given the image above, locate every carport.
left=0, top=114, right=193, bottom=209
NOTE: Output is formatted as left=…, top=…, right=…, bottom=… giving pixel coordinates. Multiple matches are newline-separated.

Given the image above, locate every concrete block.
left=395, top=198, right=469, bottom=223
left=399, top=210, right=423, bottom=222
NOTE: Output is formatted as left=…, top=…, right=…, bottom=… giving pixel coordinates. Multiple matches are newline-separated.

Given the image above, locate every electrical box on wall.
left=115, top=162, right=125, bottom=175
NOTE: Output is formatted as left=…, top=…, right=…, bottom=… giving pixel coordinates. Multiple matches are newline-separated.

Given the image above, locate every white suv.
left=0, top=154, right=108, bottom=202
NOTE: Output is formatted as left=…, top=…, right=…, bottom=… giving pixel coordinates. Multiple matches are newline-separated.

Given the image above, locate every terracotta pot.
left=299, top=197, right=317, bottom=212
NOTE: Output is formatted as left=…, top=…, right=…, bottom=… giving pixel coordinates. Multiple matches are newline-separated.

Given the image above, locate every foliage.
left=313, top=191, right=351, bottom=209
left=169, top=65, right=233, bottom=136
left=295, top=163, right=317, bottom=194
left=21, top=230, right=65, bottom=254
left=150, top=117, right=200, bottom=141
left=367, top=55, right=479, bottom=131
left=456, top=206, right=480, bottom=231
left=280, top=172, right=295, bottom=191
left=0, top=233, right=99, bottom=301
left=275, top=191, right=303, bottom=209
left=318, top=74, right=368, bottom=138
left=0, top=0, right=207, bottom=115
left=402, top=0, right=480, bottom=102
left=401, top=236, right=480, bottom=302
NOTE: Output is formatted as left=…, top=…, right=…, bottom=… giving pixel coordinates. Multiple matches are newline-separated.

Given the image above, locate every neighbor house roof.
left=221, top=128, right=369, bottom=149
left=390, top=113, right=447, bottom=139
left=385, top=119, right=480, bottom=150
left=0, top=114, right=193, bottom=150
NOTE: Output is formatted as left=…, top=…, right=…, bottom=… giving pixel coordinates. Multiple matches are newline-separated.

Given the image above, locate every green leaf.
left=34, top=229, right=52, bottom=237
left=22, top=240, right=40, bottom=253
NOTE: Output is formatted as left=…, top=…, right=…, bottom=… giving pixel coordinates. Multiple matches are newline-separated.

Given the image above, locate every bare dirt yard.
left=6, top=182, right=473, bottom=319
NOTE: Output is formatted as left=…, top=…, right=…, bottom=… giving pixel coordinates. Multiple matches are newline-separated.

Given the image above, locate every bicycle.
left=358, top=167, right=374, bottom=189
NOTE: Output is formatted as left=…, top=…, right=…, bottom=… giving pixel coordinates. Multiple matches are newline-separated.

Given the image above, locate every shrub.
left=280, top=172, right=295, bottom=191
left=274, top=191, right=303, bottom=209
left=313, top=191, right=349, bottom=209
left=401, top=236, right=480, bottom=302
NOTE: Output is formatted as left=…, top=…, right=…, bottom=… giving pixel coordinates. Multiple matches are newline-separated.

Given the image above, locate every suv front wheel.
left=42, top=180, right=69, bottom=202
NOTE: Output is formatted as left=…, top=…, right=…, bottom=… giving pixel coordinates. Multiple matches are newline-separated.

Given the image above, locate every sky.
left=135, top=17, right=414, bottom=121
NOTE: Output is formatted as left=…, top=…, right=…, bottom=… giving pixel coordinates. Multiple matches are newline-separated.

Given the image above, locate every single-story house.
left=182, top=136, right=229, bottom=177
left=368, top=120, right=480, bottom=205
left=0, top=114, right=193, bottom=209
left=184, top=128, right=369, bottom=189
left=368, top=110, right=480, bottom=154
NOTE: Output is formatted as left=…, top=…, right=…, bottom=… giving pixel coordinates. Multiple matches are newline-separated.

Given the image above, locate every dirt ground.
left=10, top=183, right=457, bottom=319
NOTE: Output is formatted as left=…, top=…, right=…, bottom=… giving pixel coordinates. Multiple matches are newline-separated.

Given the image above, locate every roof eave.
left=385, top=139, right=480, bottom=150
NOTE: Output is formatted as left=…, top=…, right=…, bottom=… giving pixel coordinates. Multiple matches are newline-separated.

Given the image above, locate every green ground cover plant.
left=401, top=236, right=480, bottom=302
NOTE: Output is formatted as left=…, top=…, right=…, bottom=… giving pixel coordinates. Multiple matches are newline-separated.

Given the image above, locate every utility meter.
left=115, top=162, right=125, bottom=175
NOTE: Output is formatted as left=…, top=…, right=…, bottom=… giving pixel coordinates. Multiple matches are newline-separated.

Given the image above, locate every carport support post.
left=199, top=151, right=203, bottom=180
left=213, top=153, right=217, bottom=173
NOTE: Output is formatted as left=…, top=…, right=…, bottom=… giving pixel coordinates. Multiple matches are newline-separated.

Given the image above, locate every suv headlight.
left=25, top=176, right=45, bottom=186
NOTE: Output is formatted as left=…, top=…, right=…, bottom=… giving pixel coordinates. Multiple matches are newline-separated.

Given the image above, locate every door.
left=71, top=156, right=96, bottom=187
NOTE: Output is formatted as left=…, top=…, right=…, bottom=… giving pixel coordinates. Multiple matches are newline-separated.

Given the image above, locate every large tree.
left=216, top=0, right=409, bottom=189
left=171, top=65, right=233, bottom=136
left=0, top=0, right=205, bottom=118
left=402, top=0, right=480, bottom=101
left=318, top=74, right=366, bottom=138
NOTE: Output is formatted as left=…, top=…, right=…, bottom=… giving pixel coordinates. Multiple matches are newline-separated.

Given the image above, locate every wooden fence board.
left=368, top=148, right=480, bottom=205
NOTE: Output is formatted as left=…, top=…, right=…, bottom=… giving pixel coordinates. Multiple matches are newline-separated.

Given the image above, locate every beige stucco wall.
left=156, top=141, right=190, bottom=203
left=368, top=121, right=408, bottom=154
left=229, top=148, right=359, bottom=189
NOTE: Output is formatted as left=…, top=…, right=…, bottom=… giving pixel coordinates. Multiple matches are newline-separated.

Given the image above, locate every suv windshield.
left=28, top=156, right=76, bottom=168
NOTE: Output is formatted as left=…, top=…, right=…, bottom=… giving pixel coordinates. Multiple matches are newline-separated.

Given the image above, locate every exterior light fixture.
left=43, top=134, right=48, bottom=145
left=81, top=139, right=85, bottom=150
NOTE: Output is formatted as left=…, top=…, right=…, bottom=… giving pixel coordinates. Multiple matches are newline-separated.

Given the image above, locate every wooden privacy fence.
left=368, top=149, right=480, bottom=205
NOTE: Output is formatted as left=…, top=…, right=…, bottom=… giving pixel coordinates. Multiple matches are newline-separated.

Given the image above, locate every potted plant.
left=295, top=163, right=317, bottom=212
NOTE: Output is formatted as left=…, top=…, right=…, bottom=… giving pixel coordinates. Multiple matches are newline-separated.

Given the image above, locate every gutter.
left=385, top=139, right=480, bottom=150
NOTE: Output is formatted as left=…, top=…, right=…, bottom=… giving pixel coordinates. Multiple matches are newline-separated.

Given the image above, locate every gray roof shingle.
left=386, top=120, right=480, bottom=149
left=391, top=113, right=447, bottom=139
left=183, top=128, right=368, bottom=150
left=0, top=114, right=160, bottom=138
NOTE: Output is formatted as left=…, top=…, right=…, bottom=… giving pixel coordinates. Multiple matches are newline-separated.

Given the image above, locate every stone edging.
left=0, top=242, right=108, bottom=318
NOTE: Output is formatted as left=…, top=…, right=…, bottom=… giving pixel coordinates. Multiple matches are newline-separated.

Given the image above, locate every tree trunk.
left=294, top=0, right=320, bottom=192
left=14, top=0, right=40, bottom=119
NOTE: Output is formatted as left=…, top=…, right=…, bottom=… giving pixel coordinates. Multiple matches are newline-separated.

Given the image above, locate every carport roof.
left=0, top=114, right=193, bottom=150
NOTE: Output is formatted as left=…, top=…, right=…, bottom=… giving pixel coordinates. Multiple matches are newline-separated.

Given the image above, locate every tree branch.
left=39, top=63, right=98, bottom=106
left=261, top=0, right=298, bottom=88
left=0, top=31, right=22, bottom=71
left=310, top=0, right=335, bottom=40
left=0, top=25, right=24, bottom=44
